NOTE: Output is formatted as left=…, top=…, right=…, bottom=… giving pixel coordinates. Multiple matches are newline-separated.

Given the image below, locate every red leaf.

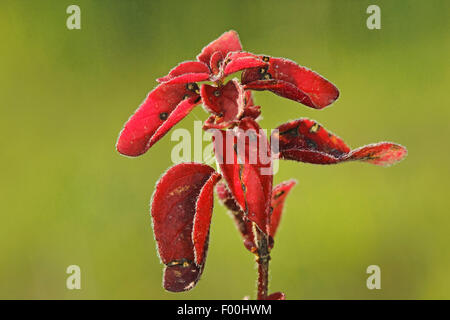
left=213, top=118, right=273, bottom=233
left=202, top=90, right=259, bottom=130
left=223, top=52, right=267, bottom=76
left=201, top=79, right=245, bottom=124
left=347, top=142, right=408, bottom=167
left=147, top=96, right=199, bottom=150
left=157, top=61, right=210, bottom=83
left=272, top=118, right=407, bottom=166
left=242, top=56, right=339, bottom=109
left=274, top=118, right=350, bottom=158
left=209, top=51, right=224, bottom=76
left=244, top=90, right=255, bottom=108
left=215, top=182, right=257, bottom=253
left=245, top=79, right=320, bottom=108
left=192, top=172, right=221, bottom=266
left=269, top=180, right=297, bottom=238
left=157, top=72, right=210, bottom=85
left=116, top=83, right=200, bottom=157
left=241, top=91, right=261, bottom=120
left=151, top=163, right=217, bottom=292
left=163, top=263, right=202, bottom=293
left=242, top=105, right=261, bottom=120
left=197, top=30, right=242, bottom=66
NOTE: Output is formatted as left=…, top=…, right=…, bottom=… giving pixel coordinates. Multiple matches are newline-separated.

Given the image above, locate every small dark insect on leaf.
left=159, top=112, right=168, bottom=120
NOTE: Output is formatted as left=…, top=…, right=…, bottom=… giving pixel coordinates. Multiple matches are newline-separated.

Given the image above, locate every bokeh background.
left=1, top=0, right=449, bottom=299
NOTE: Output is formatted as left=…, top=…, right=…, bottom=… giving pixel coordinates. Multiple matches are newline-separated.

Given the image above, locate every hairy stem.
left=255, top=225, right=270, bottom=300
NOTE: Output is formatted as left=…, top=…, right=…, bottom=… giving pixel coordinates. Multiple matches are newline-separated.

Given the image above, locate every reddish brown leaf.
left=241, top=105, right=261, bottom=120
left=163, top=263, right=202, bottom=293
left=245, top=79, right=319, bottom=108
left=242, top=56, right=339, bottom=109
left=273, top=118, right=350, bottom=158
left=272, top=118, right=407, bottom=166
left=269, top=180, right=297, bottom=238
left=116, top=83, right=200, bottom=157
left=151, top=163, right=217, bottom=292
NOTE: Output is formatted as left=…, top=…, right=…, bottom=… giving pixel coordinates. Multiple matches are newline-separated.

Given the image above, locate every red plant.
left=116, top=30, right=407, bottom=299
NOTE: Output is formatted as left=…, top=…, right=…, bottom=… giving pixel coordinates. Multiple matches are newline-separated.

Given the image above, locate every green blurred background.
left=1, top=0, right=449, bottom=299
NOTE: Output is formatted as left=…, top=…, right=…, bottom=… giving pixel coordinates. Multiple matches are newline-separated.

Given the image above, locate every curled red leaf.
left=209, top=51, right=224, bottom=76
left=202, top=90, right=260, bottom=130
left=157, top=61, right=210, bottom=84
left=223, top=52, right=267, bottom=77
left=272, top=118, right=407, bottom=166
left=196, top=30, right=242, bottom=66
left=269, top=180, right=297, bottom=238
left=147, top=96, right=199, bottom=149
left=201, top=79, right=245, bottom=125
left=116, top=83, right=200, bottom=157
left=151, top=163, right=217, bottom=292
left=192, top=172, right=222, bottom=266
left=213, top=118, right=273, bottom=233
left=242, top=56, right=339, bottom=109
left=157, top=72, right=210, bottom=85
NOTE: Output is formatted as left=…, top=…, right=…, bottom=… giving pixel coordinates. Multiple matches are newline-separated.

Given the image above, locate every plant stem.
left=255, top=226, right=270, bottom=300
